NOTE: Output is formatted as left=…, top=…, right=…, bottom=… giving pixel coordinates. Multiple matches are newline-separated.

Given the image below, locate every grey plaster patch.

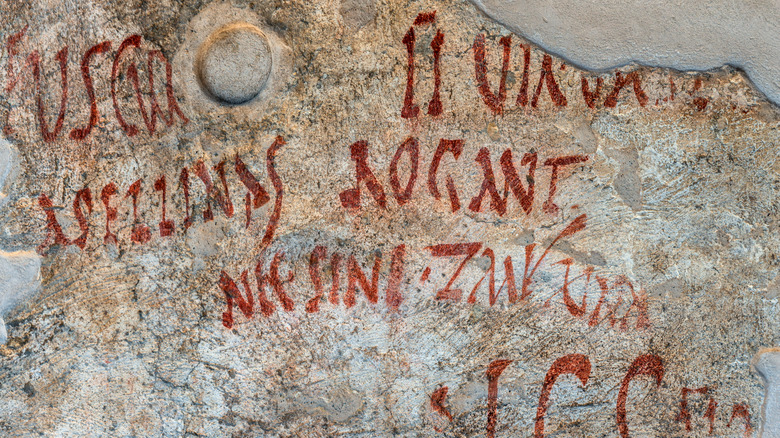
left=509, top=229, right=535, bottom=247
left=468, top=0, right=780, bottom=106
left=607, top=146, right=642, bottom=211
left=766, top=275, right=780, bottom=300
left=285, top=385, right=363, bottom=423
left=339, top=0, right=376, bottom=30
left=196, top=22, right=274, bottom=104
left=0, top=139, right=15, bottom=207
left=649, top=278, right=685, bottom=299
left=753, top=348, right=780, bottom=437
left=554, top=240, right=606, bottom=267
left=555, top=118, right=598, bottom=154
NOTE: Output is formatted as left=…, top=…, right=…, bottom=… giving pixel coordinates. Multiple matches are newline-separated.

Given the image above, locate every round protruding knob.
left=197, top=23, right=273, bottom=104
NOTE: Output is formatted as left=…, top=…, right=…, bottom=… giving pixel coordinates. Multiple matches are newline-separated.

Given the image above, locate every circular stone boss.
left=197, top=22, right=273, bottom=104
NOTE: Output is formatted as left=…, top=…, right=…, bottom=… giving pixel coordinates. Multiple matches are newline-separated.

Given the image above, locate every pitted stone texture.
left=197, top=23, right=273, bottom=104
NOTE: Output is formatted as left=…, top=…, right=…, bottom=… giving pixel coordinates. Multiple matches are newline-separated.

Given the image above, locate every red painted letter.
left=389, top=137, right=419, bottom=206
left=486, top=359, right=513, bottom=438
left=428, top=139, right=463, bottom=212
left=581, top=75, right=603, bottom=109
left=194, top=159, right=235, bottom=221
left=71, top=41, right=111, bottom=140
left=339, top=140, right=387, bottom=211
left=235, top=155, right=270, bottom=228
left=727, top=403, right=752, bottom=437
left=616, top=354, right=664, bottom=438
left=147, top=50, right=189, bottom=133
left=604, top=71, right=648, bottom=108
left=345, top=253, right=381, bottom=308
left=531, top=54, right=567, bottom=108
left=469, top=148, right=506, bottom=215
left=37, top=188, right=92, bottom=253
left=427, top=242, right=482, bottom=301
left=126, top=179, right=151, bottom=244
left=33, top=48, right=69, bottom=142
left=401, top=11, right=443, bottom=118
left=430, top=386, right=453, bottom=431
left=535, top=354, right=591, bottom=438
left=473, top=34, right=512, bottom=115
left=219, top=270, right=254, bottom=329
left=154, top=175, right=175, bottom=237
left=543, top=155, right=589, bottom=215
left=500, top=149, right=537, bottom=215
left=101, top=183, right=118, bottom=245
left=259, top=137, right=285, bottom=250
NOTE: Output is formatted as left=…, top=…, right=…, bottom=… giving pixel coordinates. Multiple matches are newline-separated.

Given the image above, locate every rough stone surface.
left=0, top=0, right=778, bottom=437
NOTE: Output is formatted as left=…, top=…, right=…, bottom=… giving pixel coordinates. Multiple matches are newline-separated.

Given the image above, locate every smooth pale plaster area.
left=0, top=250, right=41, bottom=344
left=468, top=0, right=780, bottom=106
left=0, top=139, right=40, bottom=344
left=754, top=349, right=780, bottom=438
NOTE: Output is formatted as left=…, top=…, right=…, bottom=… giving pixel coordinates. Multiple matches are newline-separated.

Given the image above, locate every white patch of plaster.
left=468, top=0, right=780, bottom=106
left=753, top=348, right=780, bottom=438
left=0, top=252, right=41, bottom=344
left=0, top=139, right=41, bottom=344
left=0, top=138, right=17, bottom=207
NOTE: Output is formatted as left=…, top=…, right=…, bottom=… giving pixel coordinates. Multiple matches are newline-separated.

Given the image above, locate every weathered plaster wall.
left=0, top=0, right=777, bottom=436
